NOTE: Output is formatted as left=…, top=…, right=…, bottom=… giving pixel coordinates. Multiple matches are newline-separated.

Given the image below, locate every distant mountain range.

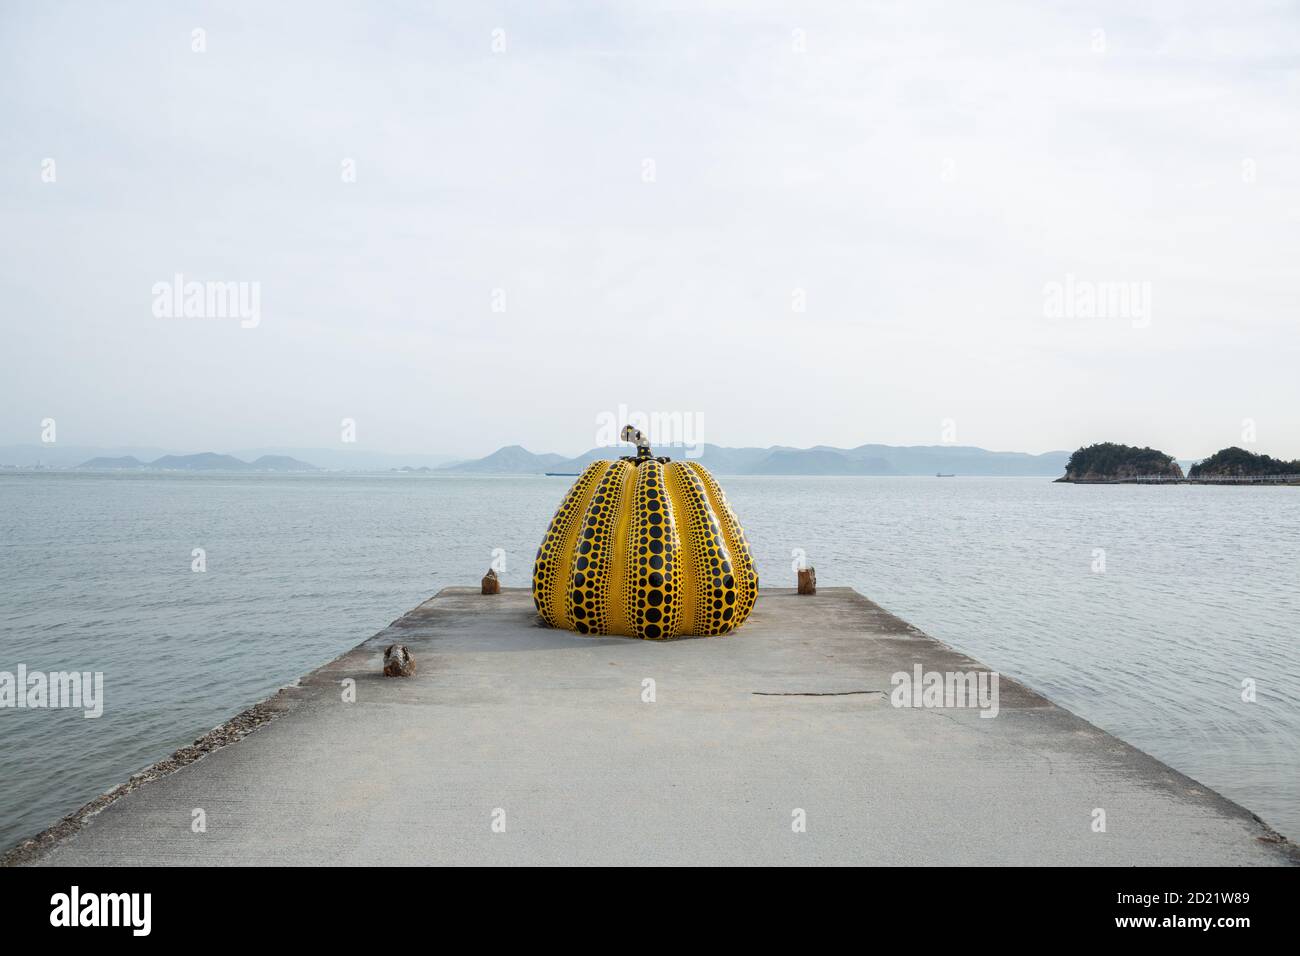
left=0, top=445, right=461, bottom=471
left=0, top=442, right=1093, bottom=476
left=228, top=448, right=461, bottom=471
left=75, top=452, right=320, bottom=472
left=439, top=443, right=1073, bottom=476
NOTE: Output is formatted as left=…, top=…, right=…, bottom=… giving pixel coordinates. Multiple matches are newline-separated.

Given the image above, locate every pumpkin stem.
left=618, top=424, right=670, bottom=465
left=620, top=424, right=653, bottom=460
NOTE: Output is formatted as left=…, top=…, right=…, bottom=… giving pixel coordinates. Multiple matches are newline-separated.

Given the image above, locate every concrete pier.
left=13, top=588, right=1296, bottom=866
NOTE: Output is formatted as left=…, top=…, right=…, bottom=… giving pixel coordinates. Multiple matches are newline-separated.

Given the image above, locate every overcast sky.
left=2, top=1, right=1297, bottom=460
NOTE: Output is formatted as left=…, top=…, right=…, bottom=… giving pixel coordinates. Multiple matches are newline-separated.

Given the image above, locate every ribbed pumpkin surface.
left=532, top=459, right=758, bottom=638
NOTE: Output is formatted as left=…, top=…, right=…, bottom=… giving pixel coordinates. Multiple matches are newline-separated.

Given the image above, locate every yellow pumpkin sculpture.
left=532, top=427, right=758, bottom=639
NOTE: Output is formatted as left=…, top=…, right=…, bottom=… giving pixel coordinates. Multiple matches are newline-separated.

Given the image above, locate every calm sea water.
left=1, top=472, right=1297, bottom=850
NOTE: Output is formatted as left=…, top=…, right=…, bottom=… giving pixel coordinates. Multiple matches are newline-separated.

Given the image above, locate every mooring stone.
left=797, top=566, right=817, bottom=595
left=383, top=644, right=415, bottom=677
left=482, top=568, right=500, bottom=595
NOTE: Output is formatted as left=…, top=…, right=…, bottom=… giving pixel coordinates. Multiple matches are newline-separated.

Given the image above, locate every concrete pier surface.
left=15, top=588, right=1296, bottom=866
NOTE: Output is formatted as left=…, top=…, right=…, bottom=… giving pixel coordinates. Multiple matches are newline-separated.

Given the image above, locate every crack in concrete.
left=752, top=689, right=885, bottom=697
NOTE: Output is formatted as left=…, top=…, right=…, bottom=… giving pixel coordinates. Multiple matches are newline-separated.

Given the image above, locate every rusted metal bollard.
left=797, top=566, right=816, bottom=595
left=481, top=567, right=501, bottom=595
